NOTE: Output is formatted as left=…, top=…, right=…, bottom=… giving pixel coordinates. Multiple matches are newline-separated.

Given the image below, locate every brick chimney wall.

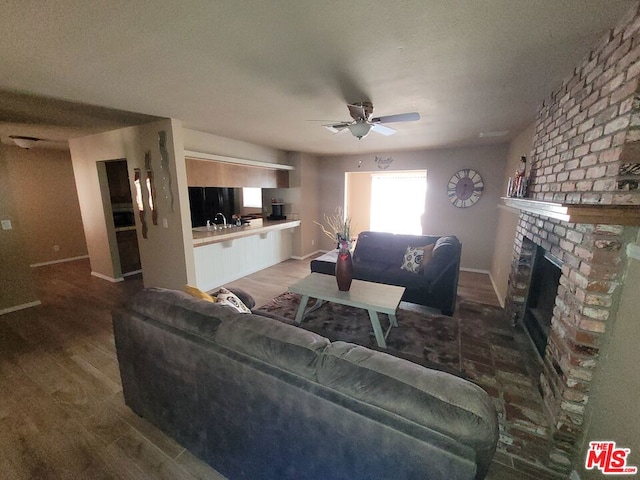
left=506, top=4, right=640, bottom=472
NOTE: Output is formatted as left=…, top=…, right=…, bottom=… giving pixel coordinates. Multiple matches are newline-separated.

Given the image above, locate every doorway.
left=104, top=160, right=141, bottom=276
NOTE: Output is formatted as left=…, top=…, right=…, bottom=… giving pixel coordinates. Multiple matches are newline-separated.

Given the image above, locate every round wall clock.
left=447, top=169, right=484, bottom=208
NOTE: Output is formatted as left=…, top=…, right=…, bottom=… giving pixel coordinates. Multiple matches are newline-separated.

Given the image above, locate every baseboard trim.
left=0, top=300, right=42, bottom=316
left=122, top=269, right=142, bottom=277
left=459, top=267, right=490, bottom=274
left=91, top=271, right=124, bottom=283
left=489, top=272, right=506, bottom=308
left=31, top=255, right=89, bottom=268
left=291, top=250, right=325, bottom=260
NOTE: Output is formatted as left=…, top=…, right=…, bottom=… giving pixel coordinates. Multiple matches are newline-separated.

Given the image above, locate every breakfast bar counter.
left=192, top=218, right=301, bottom=292
left=192, top=218, right=301, bottom=246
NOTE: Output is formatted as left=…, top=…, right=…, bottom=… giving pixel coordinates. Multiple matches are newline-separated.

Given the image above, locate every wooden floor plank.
left=113, top=429, right=198, bottom=480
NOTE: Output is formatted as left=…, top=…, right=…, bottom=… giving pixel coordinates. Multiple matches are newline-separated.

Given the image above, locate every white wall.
left=69, top=119, right=195, bottom=289
left=265, top=151, right=321, bottom=258
left=490, top=123, right=535, bottom=305
left=3, top=146, right=87, bottom=266
left=0, top=144, right=39, bottom=313
left=318, top=144, right=509, bottom=271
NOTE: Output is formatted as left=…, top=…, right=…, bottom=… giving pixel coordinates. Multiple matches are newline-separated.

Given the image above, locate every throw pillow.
left=418, top=243, right=436, bottom=271
left=400, top=246, right=424, bottom=274
left=215, top=287, right=252, bottom=314
left=226, top=287, right=256, bottom=310
left=184, top=284, right=216, bottom=303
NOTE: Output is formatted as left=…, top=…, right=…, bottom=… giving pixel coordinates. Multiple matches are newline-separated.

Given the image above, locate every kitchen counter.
left=192, top=218, right=301, bottom=246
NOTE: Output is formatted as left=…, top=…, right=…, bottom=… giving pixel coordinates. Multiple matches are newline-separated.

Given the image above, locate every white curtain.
left=370, top=171, right=427, bottom=235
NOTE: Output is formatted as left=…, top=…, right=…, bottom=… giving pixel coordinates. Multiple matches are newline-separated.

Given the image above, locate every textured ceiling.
left=0, top=1, right=636, bottom=154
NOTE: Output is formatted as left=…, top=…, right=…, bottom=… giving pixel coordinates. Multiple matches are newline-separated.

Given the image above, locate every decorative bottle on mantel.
left=508, top=156, right=528, bottom=197
left=516, top=156, right=528, bottom=197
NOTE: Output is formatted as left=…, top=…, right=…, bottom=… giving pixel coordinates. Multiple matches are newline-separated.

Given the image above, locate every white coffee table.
left=288, top=273, right=406, bottom=348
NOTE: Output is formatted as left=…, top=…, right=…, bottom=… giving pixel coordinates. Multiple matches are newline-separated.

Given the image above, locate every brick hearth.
left=505, top=4, right=640, bottom=474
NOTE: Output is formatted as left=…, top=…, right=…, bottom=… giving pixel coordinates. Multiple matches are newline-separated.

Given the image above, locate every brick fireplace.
left=504, top=4, right=640, bottom=473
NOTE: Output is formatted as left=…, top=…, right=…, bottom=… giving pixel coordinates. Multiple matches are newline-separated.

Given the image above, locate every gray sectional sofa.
left=113, top=288, right=498, bottom=480
left=311, top=231, right=462, bottom=315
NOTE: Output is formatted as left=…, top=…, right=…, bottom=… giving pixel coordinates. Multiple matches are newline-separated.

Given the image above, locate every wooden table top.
left=288, top=273, right=405, bottom=315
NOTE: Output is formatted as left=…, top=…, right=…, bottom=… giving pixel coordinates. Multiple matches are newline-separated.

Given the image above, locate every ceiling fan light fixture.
left=9, top=135, right=39, bottom=149
left=348, top=122, right=372, bottom=139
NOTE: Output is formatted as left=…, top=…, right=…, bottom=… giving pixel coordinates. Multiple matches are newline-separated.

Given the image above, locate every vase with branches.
left=314, top=207, right=353, bottom=291
left=314, top=207, right=352, bottom=253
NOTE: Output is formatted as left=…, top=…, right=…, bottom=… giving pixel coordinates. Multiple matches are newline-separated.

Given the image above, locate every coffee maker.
left=268, top=199, right=286, bottom=220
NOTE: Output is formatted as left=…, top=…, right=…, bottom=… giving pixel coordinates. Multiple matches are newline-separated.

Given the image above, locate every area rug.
left=255, top=291, right=463, bottom=371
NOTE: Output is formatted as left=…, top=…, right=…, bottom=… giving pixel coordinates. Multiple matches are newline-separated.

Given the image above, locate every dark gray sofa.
left=311, top=231, right=462, bottom=315
left=113, top=288, right=498, bottom=480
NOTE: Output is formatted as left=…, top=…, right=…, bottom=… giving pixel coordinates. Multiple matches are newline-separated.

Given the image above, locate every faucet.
left=214, top=212, right=227, bottom=228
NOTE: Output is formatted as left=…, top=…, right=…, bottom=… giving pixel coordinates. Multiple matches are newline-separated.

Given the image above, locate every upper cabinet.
left=185, top=154, right=291, bottom=188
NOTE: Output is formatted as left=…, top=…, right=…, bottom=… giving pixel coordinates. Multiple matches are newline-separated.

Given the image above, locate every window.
left=242, top=187, right=262, bottom=208
left=369, top=171, right=427, bottom=235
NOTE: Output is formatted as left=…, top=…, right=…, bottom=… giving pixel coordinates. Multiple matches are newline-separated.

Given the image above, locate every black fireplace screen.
left=523, top=247, right=562, bottom=357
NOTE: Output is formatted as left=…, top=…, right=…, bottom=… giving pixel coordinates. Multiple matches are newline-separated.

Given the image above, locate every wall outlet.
left=1, top=219, right=12, bottom=230
left=53, top=245, right=60, bottom=252
left=311, top=239, right=315, bottom=246
left=162, top=218, right=169, bottom=228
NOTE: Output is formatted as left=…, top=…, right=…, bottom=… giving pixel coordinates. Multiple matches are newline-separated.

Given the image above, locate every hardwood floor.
left=0, top=257, right=500, bottom=479
left=0, top=260, right=225, bottom=480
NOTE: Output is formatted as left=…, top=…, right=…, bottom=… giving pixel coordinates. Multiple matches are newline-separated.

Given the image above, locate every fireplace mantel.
left=501, top=197, right=640, bottom=225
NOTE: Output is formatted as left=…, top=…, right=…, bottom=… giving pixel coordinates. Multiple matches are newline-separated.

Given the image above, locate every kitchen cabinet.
left=116, top=228, right=141, bottom=274
left=185, top=158, right=289, bottom=188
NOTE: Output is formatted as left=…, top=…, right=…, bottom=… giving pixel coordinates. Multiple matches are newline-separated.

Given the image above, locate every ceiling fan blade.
left=323, top=123, right=350, bottom=134
left=347, top=104, right=367, bottom=120
left=371, top=123, right=396, bottom=136
left=372, top=112, right=420, bottom=124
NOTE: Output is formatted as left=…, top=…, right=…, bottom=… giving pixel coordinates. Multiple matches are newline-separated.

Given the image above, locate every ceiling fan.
left=323, top=102, right=420, bottom=139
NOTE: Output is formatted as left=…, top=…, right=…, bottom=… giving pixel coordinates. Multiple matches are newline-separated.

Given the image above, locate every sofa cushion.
left=214, top=315, right=330, bottom=380
left=381, top=267, right=432, bottom=290
left=316, top=341, right=497, bottom=454
left=352, top=262, right=388, bottom=282
left=127, top=288, right=237, bottom=339
left=310, top=250, right=339, bottom=275
left=391, top=235, right=437, bottom=266
left=353, top=231, right=396, bottom=265
left=419, top=243, right=436, bottom=271
left=423, top=236, right=461, bottom=282
left=354, top=231, right=441, bottom=269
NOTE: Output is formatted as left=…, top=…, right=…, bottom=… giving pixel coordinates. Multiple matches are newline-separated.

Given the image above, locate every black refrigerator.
left=188, top=187, right=236, bottom=227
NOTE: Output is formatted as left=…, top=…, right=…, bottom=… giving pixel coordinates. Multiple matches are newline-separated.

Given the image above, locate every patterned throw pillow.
left=400, top=246, right=424, bottom=274
left=215, top=287, right=252, bottom=314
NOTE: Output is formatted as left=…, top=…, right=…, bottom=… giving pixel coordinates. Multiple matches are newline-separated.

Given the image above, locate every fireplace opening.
left=523, top=247, right=562, bottom=358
